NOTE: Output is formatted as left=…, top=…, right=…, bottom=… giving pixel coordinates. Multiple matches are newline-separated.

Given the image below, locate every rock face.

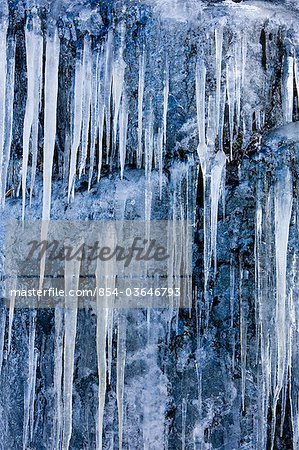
left=0, top=1, right=298, bottom=449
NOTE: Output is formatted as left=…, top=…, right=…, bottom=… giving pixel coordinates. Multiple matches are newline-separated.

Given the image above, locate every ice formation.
left=0, top=0, right=298, bottom=449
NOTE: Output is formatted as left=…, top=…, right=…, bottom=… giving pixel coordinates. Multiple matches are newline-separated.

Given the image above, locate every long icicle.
left=119, top=92, right=128, bottom=180
left=1, top=36, right=15, bottom=206
left=40, top=29, right=60, bottom=289
left=79, top=36, right=92, bottom=179
left=210, top=150, right=226, bottom=273
left=116, top=314, right=126, bottom=450
left=137, top=48, right=145, bottom=168
left=68, top=50, right=84, bottom=200
left=0, top=22, right=7, bottom=206
left=103, top=30, right=113, bottom=165
left=23, top=310, right=37, bottom=450
left=63, top=250, right=81, bottom=450
left=53, top=306, right=64, bottom=449
left=42, top=29, right=60, bottom=221
left=95, top=224, right=116, bottom=450
left=271, top=166, right=293, bottom=449
left=88, top=49, right=101, bottom=190
left=22, top=17, right=43, bottom=218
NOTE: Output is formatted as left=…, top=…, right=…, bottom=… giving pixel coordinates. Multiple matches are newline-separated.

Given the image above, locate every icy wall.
left=0, top=0, right=299, bottom=449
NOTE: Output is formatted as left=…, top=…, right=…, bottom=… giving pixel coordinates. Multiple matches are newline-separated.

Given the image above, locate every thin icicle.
left=23, top=311, right=37, bottom=450
left=0, top=23, right=7, bottom=207
left=195, top=59, right=206, bottom=148
left=116, top=315, right=126, bottom=450
left=271, top=166, right=293, bottom=446
left=0, top=309, right=6, bottom=374
left=137, top=49, right=145, bottom=168
left=42, top=30, right=60, bottom=221
left=88, top=50, right=100, bottom=190
left=281, top=53, right=294, bottom=123
left=95, top=225, right=116, bottom=450
left=103, top=30, right=113, bottom=165
left=210, top=150, right=226, bottom=273
left=294, top=54, right=299, bottom=107
left=240, top=267, right=247, bottom=412
left=95, top=285, right=108, bottom=450
left=22, top=18, right=43, bottom=219
left=2, top=36, right=15, bottom=206
left=182, top=398, right=187, bottom=450
left=156, top=128, right=163, bottom=199
left=144, top=101, right=154, bottom=228
left=119, top=93, right=128, bottom=179
left=63, top=252, right=81, bottom=450
left=162, top=57, right=169, bottom=154
left=7, top=279, right=16, bottom=355
left=39, top=30, right=60, bottom=289
left=218, top=83, right=226, bottom=152
left=234, top=34, right=242, bottom=132
left=53, top=306, right=63, bottom=450
left=112, top=58, right=126, bottom=148
left=79, top=36, right=92, bottom=179
left=226, top=58, right=236, bottom=160
left=68, top=51, right=84, bottom=200
left=215, top=21, right=224, bottom=136
left=97, top=79, right=105, bottom=182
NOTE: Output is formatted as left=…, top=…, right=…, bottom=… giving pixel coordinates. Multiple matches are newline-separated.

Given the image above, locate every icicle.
left=23, top=311, right=37, bottom=450
left=294, top=54, right=299, bottom=105
left=95, top=285, right=108, bottom=450
left=210, top=150, right=226, bottom=273
left=29, top=350, right=38, bottom=442
left=144, top=101, right=154, bottom=227
left=137, top=49, right=145, bottom=168
left=0, top=309, right=6, bottom=374
left=7, top=279, right=16, bottom=355
left=230, top=261, right=235, bottom=369
left=1, top=37, right=15, bottom=206
left=0, top=23, right=7, bottom=207
left=271, top=166, right=293, bottom=446
left=68, top=51, right=84, bottom=200
left=112, top=57, right=126, bottom=149
left=39, top=30, right=60, bottom=289
left=63, top=252, right=81, bottom=450
left=196, top=60, right=210, bottom=305
left=240, top=267, right=247, bottom=412
left=226, top=58, right=236, bottom=160
left=182, top=397, right=187, bottom=450
left=162, top=57, right=169, bottom=155
left=53, top=306, right=63, bottom=449
left=103, top=31, right=113, bottom=165
left=281, top=53, right=294, bottom=123
left=22, top=17, right=43, bottom=218
left=155, top=128, right=163, bottom=199
left=42, top=30, right=60, bottom=220
left=88, top=50, right=101, bottom=190
left=215, top=21, right=224, bottom=136
left=119, top=93, right=128, bottom=180
left=107, top=308, right=114, bottom=385
left=97, top=89, right=105, bottom=183
left=79, top=36, right=92, bottom=179
left=234, top=34, right=242, bottom=132
left=116, top=315, right=126, bottom=450
left=218, top=83, right=226, bottom=153
left=195, top=60, right=206, bottom=148
left=95, top=223, right=117, bottom=449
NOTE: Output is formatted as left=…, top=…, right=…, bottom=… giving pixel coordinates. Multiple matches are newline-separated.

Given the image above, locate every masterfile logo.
left=4, top=220, right=192, bottom=308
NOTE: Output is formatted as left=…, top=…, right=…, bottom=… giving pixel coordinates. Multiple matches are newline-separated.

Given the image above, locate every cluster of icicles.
left=0, top=6, right=298, bottom=450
